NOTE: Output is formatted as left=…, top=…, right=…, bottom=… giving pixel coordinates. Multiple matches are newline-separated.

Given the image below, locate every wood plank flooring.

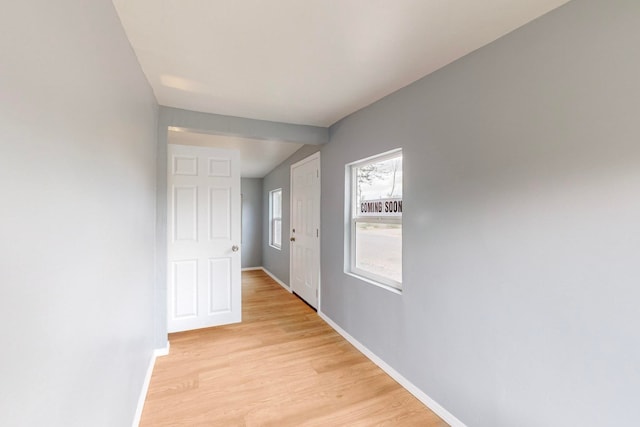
left=140, top=270, right=447, bottom=426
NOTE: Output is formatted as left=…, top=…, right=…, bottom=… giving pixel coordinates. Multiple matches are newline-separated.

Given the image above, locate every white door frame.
left=289, top=151, right=321, bottom=309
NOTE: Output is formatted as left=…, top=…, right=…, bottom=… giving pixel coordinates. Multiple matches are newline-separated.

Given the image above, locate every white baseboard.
left=318, top=311, right=466, bottom=427
left=259, top=267, right=292, bottom=293
left=241, top=266, right=262, bottom=271
left=132, top=343, right=170, bottom=427
left=154, top=342, right=170, bottom=357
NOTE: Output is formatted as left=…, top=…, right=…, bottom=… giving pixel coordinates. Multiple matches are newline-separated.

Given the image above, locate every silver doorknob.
left=290, top=237, right=295, bottom=242
left=232, top=245, right=239, bottom=252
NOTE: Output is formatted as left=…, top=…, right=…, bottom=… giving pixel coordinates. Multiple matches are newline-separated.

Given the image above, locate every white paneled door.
left=167, top=144, right=241, bottom=333
left=290, top=152, right=320, bottom=308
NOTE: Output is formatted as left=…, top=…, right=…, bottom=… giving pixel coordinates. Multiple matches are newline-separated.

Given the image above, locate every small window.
left=348, top=150, right=402, bottom=291
left=269, top=188, right=282, bottom=249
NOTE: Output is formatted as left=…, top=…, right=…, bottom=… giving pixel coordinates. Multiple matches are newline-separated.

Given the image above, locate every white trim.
left=132, top=343, right=170, bottom=427
left=154, top=342, right=170, bottom=357
left=346, top=147, right=402, bottom=169
left=241, top=266, right=262, bottom=271
left=261, top=267, right=292, bottom=293
left=318, top=311, right=466, bottom=427
left=344, top=271, right=402, bottom=295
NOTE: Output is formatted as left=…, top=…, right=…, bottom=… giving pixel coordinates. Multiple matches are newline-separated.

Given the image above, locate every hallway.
left=140, top=270, right=446, bottom=426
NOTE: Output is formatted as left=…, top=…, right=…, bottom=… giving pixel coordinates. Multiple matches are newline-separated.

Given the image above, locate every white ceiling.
left=113, top=0, right=570, bottom=127
left=168, top=128, right=303, bottom=178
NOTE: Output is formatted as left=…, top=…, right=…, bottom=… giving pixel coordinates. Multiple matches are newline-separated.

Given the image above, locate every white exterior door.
left=290, top=152, right=320, bottom=308
left=167, top=144, right=241, bottom=333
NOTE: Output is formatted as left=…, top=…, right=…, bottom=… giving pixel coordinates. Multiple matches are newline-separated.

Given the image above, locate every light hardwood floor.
left=141, top=270, right=447, bottom=426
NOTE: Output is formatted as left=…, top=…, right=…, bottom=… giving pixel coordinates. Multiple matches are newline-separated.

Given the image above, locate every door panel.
left=208, top=257, right=231, bottom=313
left=168, top=144, right=241, bottom=333
left=171, top=260, right=198, bottom=318
left=208, top=158, right=231, bottom=176
left=173, top=186, right=198, bottom=241
left=209, top=187, right=230, bottom=239
left=173, top=156, right=198, bottom=176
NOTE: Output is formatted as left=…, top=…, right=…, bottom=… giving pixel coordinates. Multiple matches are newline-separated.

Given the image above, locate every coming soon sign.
left=358, top=198, right=402, bottom=217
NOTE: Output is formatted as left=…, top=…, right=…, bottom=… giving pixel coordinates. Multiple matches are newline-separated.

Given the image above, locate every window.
left=348, top=150, right=402, bottom=291
left=269, top=188, right=282, bottom=249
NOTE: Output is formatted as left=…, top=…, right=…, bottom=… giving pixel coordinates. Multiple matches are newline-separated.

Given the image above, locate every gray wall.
left=262, top=145, right=321, bottom=285
left=321, top=0, right=640, bottom=426
left=0, top=1, right=158, bottom=426
left=241, top=178, right=263, bottom=268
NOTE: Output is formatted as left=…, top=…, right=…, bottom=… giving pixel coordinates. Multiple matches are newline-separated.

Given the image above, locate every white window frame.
left=269, top=188, right=282, bottom=250
left=347, top=149, right=402, bottom=292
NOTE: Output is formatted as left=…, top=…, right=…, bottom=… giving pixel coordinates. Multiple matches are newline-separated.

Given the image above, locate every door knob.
left=290, top=237, right=295, bottom=242
left=232, top=245, right=239, bottom=252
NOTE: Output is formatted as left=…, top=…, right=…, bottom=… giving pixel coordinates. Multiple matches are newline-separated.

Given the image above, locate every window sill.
left=344, top=272, right=402, bottom=295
